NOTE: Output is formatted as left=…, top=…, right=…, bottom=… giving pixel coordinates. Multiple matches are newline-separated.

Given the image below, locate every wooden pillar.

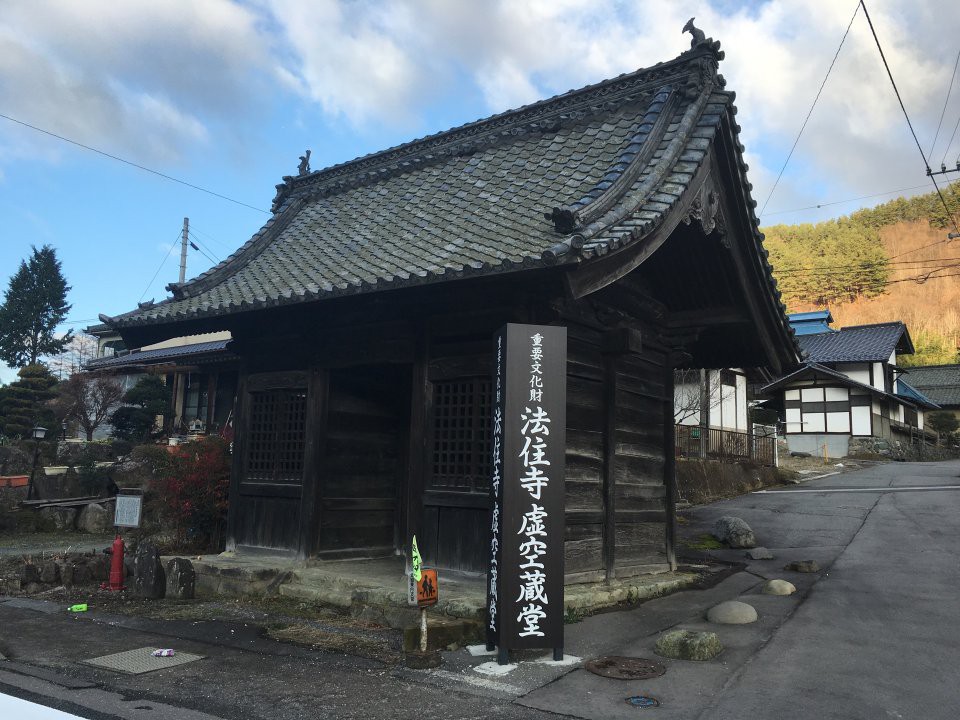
left=298, top=367, right=329, bottom=560
left=601, top=352, right=618, bottom=583
left=206, top=371, right=218, bottom=429
left=663, top=361, right=678, bottom=571
left=225, top=367, right=248, bottom=552
left=404, top=325, right=430, bottom=551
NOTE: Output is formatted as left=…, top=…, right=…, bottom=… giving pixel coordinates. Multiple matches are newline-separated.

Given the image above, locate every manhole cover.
left=625, top=695, right=661, bottom=708
left=584, top=656, right=666, bottom=680
left=83, top=647, right=204, bottom=675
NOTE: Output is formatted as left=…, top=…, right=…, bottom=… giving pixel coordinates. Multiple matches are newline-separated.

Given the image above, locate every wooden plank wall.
left=563, top=322, right=608, bottom=583
left=317, top=367, right=407, bottom=554
left=561, top=319, right=669, bottom=583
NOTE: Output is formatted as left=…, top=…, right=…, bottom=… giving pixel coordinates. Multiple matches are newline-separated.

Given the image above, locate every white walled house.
left=762, top=315, right=938, bottom=457
left=674, top=368, right=748, bottom=432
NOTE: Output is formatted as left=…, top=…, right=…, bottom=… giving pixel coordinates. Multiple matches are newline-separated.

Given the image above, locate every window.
left=431, top=377, right=492, bottom=493
left=245, top=389, right=307, bottom=484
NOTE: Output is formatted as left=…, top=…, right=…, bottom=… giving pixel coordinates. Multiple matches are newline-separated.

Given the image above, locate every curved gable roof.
left=103, top=34, right=793, bottom=370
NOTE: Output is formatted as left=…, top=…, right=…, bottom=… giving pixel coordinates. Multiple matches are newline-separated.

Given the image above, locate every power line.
left=929, top=48, right=960, bottom=159
left=187, top=223, right=235, bottom=254
left=189, top=239, right=218, bottom=266
left=763, top=183, right=934, bottom=218
left=0, top=111, right=271, bottom=215
left=758, top=1, right=859, bottom=218
left=774, top=256, right=960, bottom=278
left=139, top=231, right=182, bottom=303
left=187, top=232, right=220, bottom=263
left=859, top=0, right=960, bottom=234
left=941, top=111, right=960, bottom=167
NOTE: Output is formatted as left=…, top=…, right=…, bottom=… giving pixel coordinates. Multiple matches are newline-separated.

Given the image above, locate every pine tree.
left=0, top=245, right=73, bottom=368
left=0, top=364, right=57, bottom=439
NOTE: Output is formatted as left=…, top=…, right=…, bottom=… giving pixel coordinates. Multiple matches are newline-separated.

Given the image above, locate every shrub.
left=149, top=437, right=231, bottom=552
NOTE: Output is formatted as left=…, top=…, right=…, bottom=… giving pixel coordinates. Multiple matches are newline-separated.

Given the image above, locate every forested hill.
left=762, top=181, right=960, bottom=367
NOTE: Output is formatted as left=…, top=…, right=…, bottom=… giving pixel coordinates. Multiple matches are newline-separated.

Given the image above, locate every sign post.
left=487, top=324, right=567, bottom=665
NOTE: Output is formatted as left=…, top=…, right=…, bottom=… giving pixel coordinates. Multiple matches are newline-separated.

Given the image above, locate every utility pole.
left=179, top=217, right=189, bottom=284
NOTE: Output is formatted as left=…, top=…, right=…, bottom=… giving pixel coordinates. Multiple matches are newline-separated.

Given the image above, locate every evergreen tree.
left=0, top=245, right=72, bottom=368
left=110, top=375, right=172, bottom=441
left=0, top=364, right=57, bottom=439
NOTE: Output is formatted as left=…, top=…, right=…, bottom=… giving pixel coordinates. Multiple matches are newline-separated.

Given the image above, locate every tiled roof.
left=903, top=365, right=960, bottom=408
left=102, top=36, right=785, bottom=334
left=797, top=322, right=911, bottom=363
left=85, top=340, right=231, bottom=370
left=761, top=362, right=928, bottom=409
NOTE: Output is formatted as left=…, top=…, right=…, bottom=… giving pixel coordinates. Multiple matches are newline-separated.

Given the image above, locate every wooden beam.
left=667, top=306, right=748, bottom=329
left=564, top=155, right=714, bottom=300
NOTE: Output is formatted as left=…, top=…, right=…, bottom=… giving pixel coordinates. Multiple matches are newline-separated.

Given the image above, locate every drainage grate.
left=625, top=695, right=660, bottom=708
left=584, top=656, right=666, bottom=680
left=83, top=647, right=204, bottom=675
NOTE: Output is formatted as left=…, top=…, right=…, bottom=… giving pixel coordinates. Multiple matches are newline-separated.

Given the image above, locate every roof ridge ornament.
left=298, top=150, right=311, bottom=176
left=682, top=17, right=724, bottom=59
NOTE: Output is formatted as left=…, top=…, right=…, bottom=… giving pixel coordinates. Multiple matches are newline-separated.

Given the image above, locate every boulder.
left=713, top=516, right=756, bottom=548
left=19, top=563, right=40, bottom=585
left=70, top=562, right=92, bottom=586
left=762, top=579, right=797, bottom=596
left=39, top=507, right=78, bottom=531
left=77, top=503, right=112, bottom=534
left=87, top=555, right=109, bottom=582
left=784, top=560, right=820, bottom=573
left=133, top=542, right=166, bottom=599
left=745, top=547, right=774, bottom=560
left=38, top=561, right=59, bottom=584
left=654, top=630, right=722, bottom=661
left=707, top=600, right=758, bottom=625
left=165, top=558, right=196, bottom=600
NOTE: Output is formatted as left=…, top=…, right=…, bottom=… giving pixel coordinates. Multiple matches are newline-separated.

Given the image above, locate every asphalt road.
left=2, top=459, right=959, bottom=719
left=522, top=459, right=960, bottom=720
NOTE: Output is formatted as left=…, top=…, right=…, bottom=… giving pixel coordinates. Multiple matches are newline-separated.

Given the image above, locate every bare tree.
left=674, top=369, right=722, bottom=425
left=50, top=372, right=125, bottom=441
left=48, top=332, right=99, bottom=380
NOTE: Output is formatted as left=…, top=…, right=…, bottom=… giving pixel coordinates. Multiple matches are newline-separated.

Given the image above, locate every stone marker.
left=713, top=516, right=756, bottom=548
left=762, top=579, right=797, bottom=596
left=745, top=547, right=774, bottom=560
left=165, top=558, right=196, bottom=600
left=784, top=560, right=820, bottom=573
left=78, top=503, right=111, bottom=534
left=19, top=563, right=40, bottom=585
left=707, top=600, right=758, bottom=625
left=654, top=630, right=722, bottom=661
left=133, top=542, right=166, bottom=599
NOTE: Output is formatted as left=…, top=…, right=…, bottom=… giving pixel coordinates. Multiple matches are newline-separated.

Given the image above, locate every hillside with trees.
left=764, top=182, right=960, bottom=367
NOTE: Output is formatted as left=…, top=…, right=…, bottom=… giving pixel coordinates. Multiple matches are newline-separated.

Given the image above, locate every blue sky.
left=1, top=0, right=958, bottom=384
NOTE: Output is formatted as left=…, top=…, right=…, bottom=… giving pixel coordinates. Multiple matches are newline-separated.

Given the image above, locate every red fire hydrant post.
left=106, top=534, right=126, bottom=591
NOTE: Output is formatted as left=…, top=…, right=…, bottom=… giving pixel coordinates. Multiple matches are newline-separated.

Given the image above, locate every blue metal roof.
left=787, top=309, right=834, bottom=336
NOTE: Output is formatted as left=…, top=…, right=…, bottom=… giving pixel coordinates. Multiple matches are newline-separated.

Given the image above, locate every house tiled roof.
left=100, top=36, right=788, bottom=338
left=85, top=340, right=232, bottom=370
left=902, top=364, right=960, bottom=408
left=761, top=362, right=934, bottom=409
left=797, top=322, right=911, bottom=363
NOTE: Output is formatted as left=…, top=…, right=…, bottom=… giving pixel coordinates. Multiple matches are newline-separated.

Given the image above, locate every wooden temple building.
left=102, top=30, right=799, bottom=583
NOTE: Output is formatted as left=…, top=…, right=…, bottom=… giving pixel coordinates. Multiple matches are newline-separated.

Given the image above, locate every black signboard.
left=487, top=324, right=567, bottom=663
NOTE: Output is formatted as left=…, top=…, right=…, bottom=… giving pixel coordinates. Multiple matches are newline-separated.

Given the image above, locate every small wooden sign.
left=416, top=569, right=438, bottom=607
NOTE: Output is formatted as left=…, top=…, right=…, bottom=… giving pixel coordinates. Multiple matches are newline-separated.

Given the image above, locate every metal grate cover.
left=83, top=647, right=204, bottom=674
left=585, top=656, right=666, bottom=680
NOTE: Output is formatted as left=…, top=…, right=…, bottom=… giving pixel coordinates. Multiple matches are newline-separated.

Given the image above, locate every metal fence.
left=675, top=424, right=777, bottom=467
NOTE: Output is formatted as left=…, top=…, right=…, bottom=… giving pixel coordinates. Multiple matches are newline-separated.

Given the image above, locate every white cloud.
left=0, top=0, right=955, bottom=222
left=0, top=0, right=272, bottom=166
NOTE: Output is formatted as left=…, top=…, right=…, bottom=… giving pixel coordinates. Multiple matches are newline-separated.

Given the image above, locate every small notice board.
left=114, top=494, right=143, bottom=528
